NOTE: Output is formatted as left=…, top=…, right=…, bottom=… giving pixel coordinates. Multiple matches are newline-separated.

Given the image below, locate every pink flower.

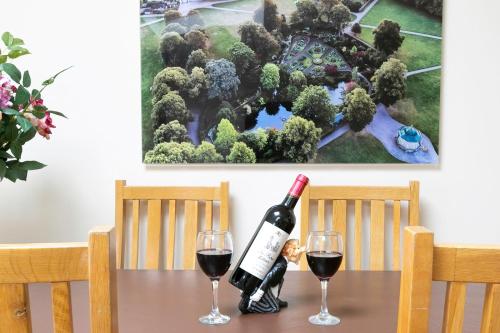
left=36, top=112, right=56, bottom=139
left=0, top=75, right=15, bottom=109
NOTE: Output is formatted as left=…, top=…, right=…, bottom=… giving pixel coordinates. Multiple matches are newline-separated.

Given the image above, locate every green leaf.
left=10, top=141, right=22, bottom=160
left=48, top=110, right=68, bottom=118
left=0, top=150, right=13, bottom=159
left=4, top=122, right=18, bottom=141
left=32, top=109, right=46, bottom=119
left=19, top=160, right=46, bottom=170
left=2, top=32, right=14, bottom=47
left=14, top=85, right=30, bottom=106
left=11, top=37, right=25, bottom=46
left=0, top=159, right=6, bottom=178
left=0, top=55, right=7, bottom=64
left=5, top=164, right=27, bottom=182
left=31, top=89, right=41, bottom=99
left=0, top=63, right=21, bottom=83
left=18, top=127, right=36, bottom=144
left=22, top=71, right=31, bottom=87
left=1, top=108, right=19, bottom=115
left=16, top=116, right=32, bottom=132
left=8, top=48, right=30, bottom=59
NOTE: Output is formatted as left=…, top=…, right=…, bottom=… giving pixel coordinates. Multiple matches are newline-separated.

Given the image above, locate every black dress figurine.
left=239, top=239, right=305, bottom=314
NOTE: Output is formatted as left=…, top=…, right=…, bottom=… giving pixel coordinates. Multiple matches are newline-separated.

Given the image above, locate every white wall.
left=1, top=0, right=500, bottom=265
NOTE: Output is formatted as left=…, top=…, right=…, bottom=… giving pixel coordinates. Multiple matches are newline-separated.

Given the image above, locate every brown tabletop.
left=28, top=271, right=485, bottom=332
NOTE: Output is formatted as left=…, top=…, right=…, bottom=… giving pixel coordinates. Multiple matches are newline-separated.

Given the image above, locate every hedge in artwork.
left=226, top=142, right=257, bottom=163
left=343, top=87, right=376, bottom=132
left=277, top=116, right=322, bottom=162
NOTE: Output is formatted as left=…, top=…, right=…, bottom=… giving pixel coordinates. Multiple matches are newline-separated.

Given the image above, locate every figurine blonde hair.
left=281, top=239, right=306, bottom=264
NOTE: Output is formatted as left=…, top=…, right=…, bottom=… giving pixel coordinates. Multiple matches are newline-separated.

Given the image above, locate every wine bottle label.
left=240, top=222, right=290, bottom=280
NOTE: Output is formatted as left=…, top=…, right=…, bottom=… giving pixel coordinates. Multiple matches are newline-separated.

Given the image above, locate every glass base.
left=199, top=312, right=230, bottom=325
left=308, top=313, right=341, bottom=326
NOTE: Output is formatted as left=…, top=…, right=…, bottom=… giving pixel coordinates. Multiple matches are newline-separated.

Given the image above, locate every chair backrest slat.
left=51, top=282, right=73, bottom=333
left=0, top=284, right=31, bottom=332
left=300, top=181, right=419, bottom=271
left=370, top=200, right=385, bottom=271
left=184, top=200, right=199, bottom=270
left=442, top=281, right=466, bottom=333
left=354, top=200, right=363, bottom=270
left=392, top=200, right=401, bottom=270
left=115, top=181, right=230, bottom=270
left=145, top=200, right=162, bottom=270
left=333, top=200, right=347, bottom=271
left=129, top=200, right=140, bottom=270
left=317, top=200, right=325, bottom=231
left=0, top=226, right=117, bottom=333
left=205, top=201, right=213, bottom=230
left=398, top=226, right=500, bottom=333
left=166, top=200, right=177, bottom=270
left=481, top=284, right=500, bottom=333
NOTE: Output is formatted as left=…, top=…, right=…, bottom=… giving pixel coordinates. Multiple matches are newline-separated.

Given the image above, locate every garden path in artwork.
left=366, top=104, right=438, bottom=164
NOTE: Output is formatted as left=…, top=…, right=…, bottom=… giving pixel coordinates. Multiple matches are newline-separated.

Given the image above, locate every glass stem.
left=320, top=280, right=329, bottom=316
left=211, top=279, right=220, bottom=316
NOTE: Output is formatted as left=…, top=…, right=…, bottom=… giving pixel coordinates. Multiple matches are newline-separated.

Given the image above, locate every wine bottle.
left=229, top=174, right=309, bottom=294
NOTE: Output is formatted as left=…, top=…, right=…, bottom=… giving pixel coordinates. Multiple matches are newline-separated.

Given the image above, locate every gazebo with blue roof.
left=396, top=126, right=422, bottom=152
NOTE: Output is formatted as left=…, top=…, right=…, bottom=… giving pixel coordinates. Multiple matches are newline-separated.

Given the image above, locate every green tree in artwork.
left=186, top=49, right=208, bottom=72
left=260, top=63, right=280, bottom=91
left=239, top=22, right=280, bottom=62
left=227, top=142, right=257, bottom=163
left=186, top=66, right=207, bottom=99
left=163, top=23, right=188, bottom=35
left=164, top=10, right=181, bottom=24
left=193, top=141, right=224, bottom=163
left=315, top=2, right=351, bottom=34
left=185, top=29, right=208, bottom=51
left=159, top=32, right=188, bottom=67
left=144, top=142, right=195, bottom=164
left=153, top=120, right=191, bottom=145
left=205, top=59, right=240, bottom=101
left=237, top=129, right=268, bottom=157
left=216, top=101, right=237, bottom=126
left=286, top=70, right=307, bottom=101
left=292, top=85, right=335, bottom=128
left=214, top=119, right=239, bottom=156
left=254, top=0, right=280, bottom=32
left=151, top=92, right=191, bottom=130
left=373, top=20, right=405, bottom=56
left=343, top=87, right=376, bottom=132
left=151, top=67, right=190, bottom=103
left=371, top=58, right=407, bottom=105
left=277, top=116, right=322, bottom=163
left=290, top=0, right=318, bottom=29
left=228, top=42, right=257, bottom=77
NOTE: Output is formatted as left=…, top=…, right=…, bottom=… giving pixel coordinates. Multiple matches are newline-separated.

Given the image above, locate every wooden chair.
left=0, top=226, right=118, bottom=333
left=299, top=181, right=419, bottom=271
left=115, top=180, right=229, bottom=270
left=398, top=226, right=500, bottom=333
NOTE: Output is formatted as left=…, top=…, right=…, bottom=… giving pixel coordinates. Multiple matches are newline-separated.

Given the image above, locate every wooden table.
left=27, top=271, right=485, bottom=332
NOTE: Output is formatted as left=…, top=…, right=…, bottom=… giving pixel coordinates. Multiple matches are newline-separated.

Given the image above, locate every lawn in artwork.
left=140, top=0, right=442, bottom=164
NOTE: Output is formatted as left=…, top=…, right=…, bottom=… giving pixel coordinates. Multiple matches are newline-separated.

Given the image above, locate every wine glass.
left=196, top=230, right=233, bottom=325
left=306, top=231, right=344, bottom=326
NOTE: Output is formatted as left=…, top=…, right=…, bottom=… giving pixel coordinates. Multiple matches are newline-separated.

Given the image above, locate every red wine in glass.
left=306, top=251, right=343, bottom=281
left=196, top=249, right=232, bottom=279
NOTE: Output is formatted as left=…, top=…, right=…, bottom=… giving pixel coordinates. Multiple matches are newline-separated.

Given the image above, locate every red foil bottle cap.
left=288, top=174, right=309, bottom=198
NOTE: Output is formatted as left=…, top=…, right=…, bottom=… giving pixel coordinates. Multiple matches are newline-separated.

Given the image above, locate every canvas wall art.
left=140, top=0, right=442, bottom=164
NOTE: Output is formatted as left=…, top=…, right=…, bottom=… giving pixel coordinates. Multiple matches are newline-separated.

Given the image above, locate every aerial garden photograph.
left=140, top=0, right=443, bottom=164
